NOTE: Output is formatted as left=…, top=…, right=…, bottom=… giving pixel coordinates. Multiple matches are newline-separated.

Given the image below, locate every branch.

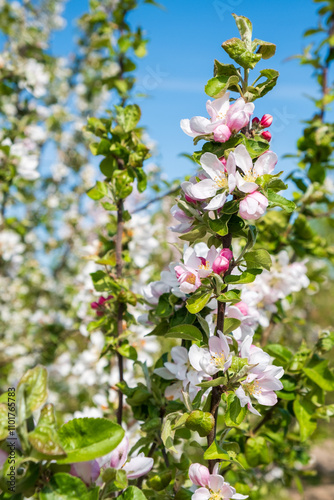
left=116, top=198, right=124, bottom=426
left=131, top=186, right=180, bottom=214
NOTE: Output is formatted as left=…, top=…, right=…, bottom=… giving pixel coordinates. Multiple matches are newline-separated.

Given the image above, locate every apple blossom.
left=174, top=265, right=201, bottom=293
left=189, top=330, right=232, bottom=376
left=180, top=94, right=231, bottom=139
left=70, top=460, right=100, bottom=485
left=213, top=123, right=231, bottom=143
left=170, top=204, right=194, bottom=233
left=91, top=295, right=113, bottom=316
left=189, top=463, right=248, bottom=500
left=233, top=144, right=277, bottom=193
left=239, top=191, right=269, bottom=220
left=108, top=435, right=153, bottom=479
left=225, top=97, right=255, bottom=133
left=182, top=152, right=236, bottom=211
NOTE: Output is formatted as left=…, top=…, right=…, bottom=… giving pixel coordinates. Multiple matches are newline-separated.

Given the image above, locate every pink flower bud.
left=260, top=114, right=273, bottom=128
left=109, top=436, right=129, bottom=469
left=219, top=156, right=227, bottom=166
left=219, top=248, right=233, bottom=262
left=70, top=460, right=100, bottom=485
left=261, top=130, right=272, bottom=141
left=213, top=124, right=231, bottom=143
left=185, top=193, right=197, bottom=204
left=189, top=463, right=210, bottom=487
left=235, top=301, right=249, bottom=316
left=239, top=191, right=268, bottom=220
left=212, top=255, right=230, bottom=275
left=252, top=117, right=260, bottom=125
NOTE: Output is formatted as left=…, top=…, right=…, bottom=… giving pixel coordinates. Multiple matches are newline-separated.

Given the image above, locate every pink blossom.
left=261, top=130, right=272, bottom=141
left=235, top=301, right=248, bottom=316
left=180, top=94, right=231, bottom=139
left=189, top=463, right=248, bottom=500
left=174, top=265, right=201, bottom=294
left=189, top=330, right=232, bottom=376
left=232, top=144, right=277, bottom=193
left=239, top=191, right=268, bottom=220
left=225, top=97, right=255, bottom=133
left=91, top=295, right=113, bottom=316
left=109, top=436, right=153, bottom=480
left=260, top=114, right=273, bottom=128
left=70, top=460, right=100, bottom=485
left=189, top=463, right=211, bottom=487
left=109, top=436, right=129, bottom=469
left=170, top=205, right=194, bottom=233
left=213, top=124, right=232, bottom=143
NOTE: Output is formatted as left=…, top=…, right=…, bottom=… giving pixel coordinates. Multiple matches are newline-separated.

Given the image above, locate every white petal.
left=154, top=367, right=175, bottom=380
left=204, top=192, right=226, bottom=211
left=189, top=116, right=212, bottom=135
left=180, top=119, right=198, bottom=138
left=254, top=151, right=277, bottom=176
left=234, top=144, right=253, bottom=174
left=190, top=179, right=218, bottom=200
left=200, top=152, right=225, bottom=180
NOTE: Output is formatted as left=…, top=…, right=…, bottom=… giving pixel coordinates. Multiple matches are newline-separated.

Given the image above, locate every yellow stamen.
left=186, top=274, right=196, bottom=285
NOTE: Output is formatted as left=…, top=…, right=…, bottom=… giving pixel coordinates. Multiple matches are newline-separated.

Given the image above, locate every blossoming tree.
left=0, top=1, right=334, bottom=500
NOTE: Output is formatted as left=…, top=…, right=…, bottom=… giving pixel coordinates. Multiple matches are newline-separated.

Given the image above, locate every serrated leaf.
left=205, top=75, right=240, bottom=98
left=28, top=404, right=66, bottom=457
left=224, top=269, right=261, bottom=284
left=222, top=38, right=262, bottom=70
left=87, top=181, right=108, bottom=201
left=223, top=317, right=241, bottom=334
left=267, top=190, right=296, bottom=213
left=186, top=291, right=212, bottom=314
left=17, top=365, right=48, bottom=423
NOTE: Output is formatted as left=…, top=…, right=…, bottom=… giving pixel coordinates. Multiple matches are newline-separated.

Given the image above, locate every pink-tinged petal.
left=255, top=390, right=277, bottom=407
left=123, top=454, right=154, bottom=479
left=265, top=365, right=284, bottom=379
left=192, top=487, right=211, bottom=500
left=228, top=173, right=236, bottom=193
left=189, top=116, right=213, bottom=135
left=200, top=152, right=225, bottom=180
left=190, top=179, right=218, bottom=200
left=247, top=401, right=261, bottom=416
left=225, top=152, right=236, bottom=176
left=70, top=460, right=100, bottom=485
left=204, top=192, right=227, bottom=211
left=220, top=484, right=237, bottom=499
left=254, top=151, right=277, bottom=176
left=189, top=463, right=210, bottom=487
left=235, top=386, right=250, bottom=408
left=233, top=144, right=253, bottom=175
left=240, top=335, right=252, bottom=359
left=213, top=124, right=231, bottom=143
left=165, top=381, right=183, bottom=401
left=110, top=436, right=129, bottom=469
left=209, top=336, right=225, bottom=356
left=232, top=494, right=249, bottom=499
left=206, top=245, right=219, bottom=266
left=208, top=474, right=225, bottom=492
left=189, top=344, right=205, bottom=372
left=258, top=377, right=283, bottom=391
left=217, top=330, right=231, bottom=357
left=180, top=119, right=198, bottom=138
left=206, top=93, right=230, bottom=120
left=236, top=173, right=259, bottom=193
left=171, top=346, right=189, bottom=365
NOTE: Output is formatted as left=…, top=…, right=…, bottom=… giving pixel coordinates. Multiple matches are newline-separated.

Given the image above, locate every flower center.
left=212, top=351, right=226, bottom=368
left=186, top=274, right=196, bottom=285
left=243, top=169, right=259, bottom=183
left=199, top=260, right=210, bottom=270
left=209, top=491, right=223, bottom=500
left=245, top=379, right=261, bottom=396
left=214, top=172, right=228, bottom=189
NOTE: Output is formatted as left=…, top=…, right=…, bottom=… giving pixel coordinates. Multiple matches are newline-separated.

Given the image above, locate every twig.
left=116, top=198, right=124, bottom=426
left=131, top=186, right=180, bottom=214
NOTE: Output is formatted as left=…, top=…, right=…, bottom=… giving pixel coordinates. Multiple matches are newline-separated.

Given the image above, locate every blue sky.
left=53, top=0, right=326, bottom=182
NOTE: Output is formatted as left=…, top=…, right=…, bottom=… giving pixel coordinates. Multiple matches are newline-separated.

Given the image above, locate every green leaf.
left=205, top=75, right=240, bottom=98
left=28, top=404, right=66, bottom=457
left=185, top=410, right=215, bottom=437
left=100, top=157, right=117, bottom=177
left=253, top=39, right=276, bottom=59
left=224, top=269, right=261, bottom=285
left=203, top=440, right=230, bottom=461
left=117, top=104, right=141, bottom=132
left=217, top=290, right=241, bottom=304
left=267, top=190, right=296, bottom=213
left=244, top=249, right=272, bottom=271
left=17, top=365, right=48, bottom=423
left=252, top=69, right=279, bottom=99
left=222, top=38, right=262, bottom=70
left=303, top=356, right=334, bottom=391
left=119, top=486, right=148, bottom=500
left=241, top=136, right=270, bottom=158
left=57, top=418, right=124, bottom=464
left=186, top=291, right=212, bottom=314
left=209, top=215, right=231, bottom=236
left=225, top=394, right=247, bottom=426
left=197, top=376, right=227, bottom=389
left=265, top=344, right=293, bottom=364
left=117, top=343, right=138, bottom=361
left=232, top=14, right=253, bottom=50
left=245, top=436, right=272, bottom=467
left=179, top=226, right=207, bottom=242
left=293, top=398, right=317, bottom=441
left=156, top=293, right=173, bottom=318
left=166, top=324, right=202, bottom=342
left=87, top=181, right=108, bottom=201
left=214, top=60, right=240, bottom=78
left=223, top=317, right=241, bottom=334
left=0, top=403, right=9, bottom=440
left=39, top=473, right=98, bottom=500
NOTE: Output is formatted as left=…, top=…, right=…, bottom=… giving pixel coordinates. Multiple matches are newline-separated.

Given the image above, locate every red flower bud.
left=252, top=117, right=260, bottom=125
left=261, top=130, right=272, bottom=141
left=260, top=114, right=273, bottom=128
